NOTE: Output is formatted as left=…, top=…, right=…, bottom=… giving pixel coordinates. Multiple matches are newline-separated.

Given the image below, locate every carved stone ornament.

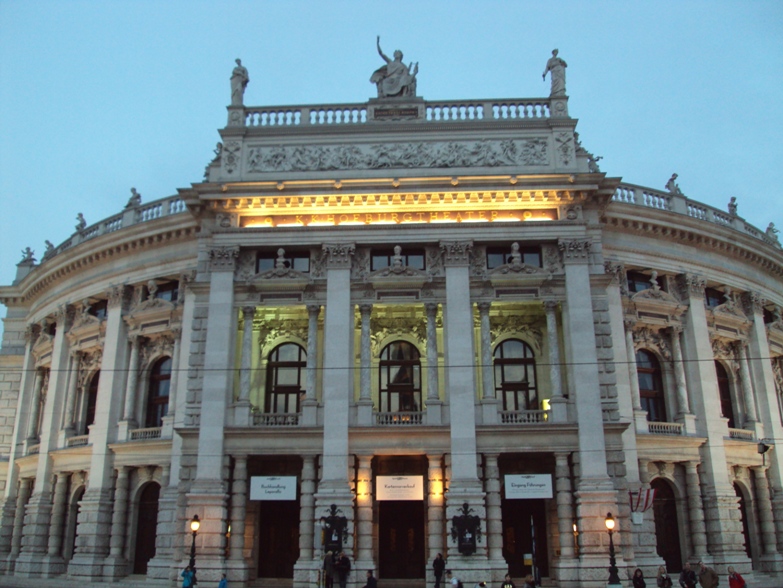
left=235, top=250, right=257, bottom=282
left=558, top=239, right=591, bottom=262
left=711, top=338, right=737, bottom=362
left=351, top=249, right=371, bottom=282
left=440, top=241, right=473, bottom=266
left=675, top=273, right=706, bottom=300
left=322, top=243, right=355, bottom=269
left=140, top=334, right=175, bottom=367
left=107, top=286, right=131, bottom=310
left=490, top=316, right=543, bottom=352
left=772, top=359, right=783, bottom=397
left=209, top=246, right=240, bottom=272
left=24, top=323, right=41, bottom=345
left=604, top=261, right=627, bottom=293
left=257, top=318, right=309, bottom=349
left=222, top=141, right=241, bottom=174
left=78, top=349, right=103, bottom=388
left=215, top=213, right=239, bottom=229
left=246, top=138, right=549, bottom=174
left=555, top=131, right=575, bottom=166
left=633, top=327, right=672, bottom=360
left=370, top=316, right=426, bottom=355
left=543, top=244, right=564, bottom=274
left=450, top=503, right=482, bottom=556
left=712, top=290, right=748, bottom=321
left=741, top=291, right=765, bottom=316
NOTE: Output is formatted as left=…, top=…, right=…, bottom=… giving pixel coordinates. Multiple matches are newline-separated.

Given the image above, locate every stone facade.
left=1, top=55, right=783, bottom=588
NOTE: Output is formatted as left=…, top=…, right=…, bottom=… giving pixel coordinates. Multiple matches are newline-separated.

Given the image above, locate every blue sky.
left=1, top=1, right=782, bottom=331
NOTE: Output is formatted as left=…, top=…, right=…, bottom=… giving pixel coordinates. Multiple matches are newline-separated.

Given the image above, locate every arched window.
left=80, top=371, right=100, bottom=435
left=715, top=361, right=735, bottom=428
left=379, top=341, right=421, bottom=412
left=494, top=339, right=538, bottom=411
left=636, top=350, right=666, bottom=422
left=265, top=343, right=306, bottom=413
left=145, top=357, right=171, bottom=427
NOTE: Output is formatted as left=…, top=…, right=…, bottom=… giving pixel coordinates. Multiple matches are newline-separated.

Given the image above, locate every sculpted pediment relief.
left=708, top=296, right=751, bottom=339
left=766, top=319, right=783, bottom=350
left=67, top=317, right=106, bottom=349
left=125, top=298, right=181, bottom=336
left=624, top=273, right=685, bottom=326
left=250, top=267, right=311, bottom=291
left=367, top=264, right=430, bottom=289
left=31, top=332, right=54, bottom=360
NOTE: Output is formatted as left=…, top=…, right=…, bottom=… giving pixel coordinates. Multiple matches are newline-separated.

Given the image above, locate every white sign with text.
left=504, top=474, right=553, bottom=499
left=376, top=476, right=424, bottom=501
left=250, top=476, right=297, bottom=501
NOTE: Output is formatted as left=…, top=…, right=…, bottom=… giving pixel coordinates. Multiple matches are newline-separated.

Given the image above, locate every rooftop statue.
left=126, top=187, right=142, bottom=208
left=542, top=49, right=567, bottom=97
left=728, top=196, right=738, bottom=216
left=231, top=58, right=249, bottom=106
left=665, top=173, right=684, bottom=196
left=75, top=213, right=87, bottom=232
left=370, top=36, right=418, bottom=99
left=767, top=222, right=780, bottom=244
left=20, top=247, right=35, bottom=263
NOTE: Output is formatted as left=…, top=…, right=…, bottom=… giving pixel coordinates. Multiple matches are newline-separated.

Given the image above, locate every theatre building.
left=1, top=51, right=783, bottom=587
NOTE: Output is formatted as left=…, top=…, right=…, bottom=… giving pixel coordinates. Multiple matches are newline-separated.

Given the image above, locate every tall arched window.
left=494, top=339, right=538, bottom=411
left=636, top=350, right=666, bottom=422
left=379, top=341, right=421, bottom=412
left=715, top=361, right=735, bottom=428
left=145, top=357, right=171, bottom=427
left=265, top=343, right=306, bottom=413
left=80, top=371, right=100, bottom=435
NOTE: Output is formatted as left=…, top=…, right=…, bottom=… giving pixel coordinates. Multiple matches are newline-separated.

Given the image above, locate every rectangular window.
left=626, top=271, right=652, bottom=294
left=371, top=248, right=425, bottom=271
left=257, top=250, right=310, bottom=273
left=89, top=299, right=108, bottom=320
left=155, top=282, right=179, bottom=302
left=705, top=287, right=725, bottom=309
left=486, top=245, right=542, bottom=269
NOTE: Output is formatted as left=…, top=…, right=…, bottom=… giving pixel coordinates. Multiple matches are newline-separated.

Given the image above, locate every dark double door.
left=501, top=498, right=549, bottom=579
left=257, top=500, right=300, bottom=578
left=378, top=500, right=425, bottom=579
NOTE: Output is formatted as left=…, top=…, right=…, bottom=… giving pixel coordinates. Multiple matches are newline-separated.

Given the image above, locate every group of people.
left=631, top=562, right=746, bottom=588
left=322, top=550, right=353, bottom=588
left=433, top=553, right=536, bottom=588
left=180, top=567, right=227, bottom=588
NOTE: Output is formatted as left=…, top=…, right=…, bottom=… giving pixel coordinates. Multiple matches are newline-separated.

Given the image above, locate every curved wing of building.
left=1, top=55, right=782, bottom=588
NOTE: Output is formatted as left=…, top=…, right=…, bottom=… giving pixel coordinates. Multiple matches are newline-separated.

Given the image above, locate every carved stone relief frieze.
left=490, top=316, right=544, bottom=352
left=257, top=318, right=309, bottom=349
left=236, top=250, right=257, bottom=282
left=440, top=241, right=473, bottom=266
left=633, top=326, right=672, bottom=360
left=557, top=239, right=591, bottom=263
left=322, top=243, right=355, bottom=269
left=215, top=213, right=239, bottom=229
left=209, top=246, right=240, bottom=272
left=543, top=244, right=564, bottom=275
left=222, top=141, right=241, bottom=174
left=370, top=316, right=427, bottom=355
left=78, top=349, right=103, bottom=387
left=351, top=249, right=371, bottom=282
left=674, top=273, right=706, bottom=301
left=711, top=338, right=738, bottom=364
left=140, top=334, right=174, bottom=366
left=425, top=247, right=445, bottom=278
left=555, top=132, right=575, bottom=167
left=604, top=260, right=628, bottom=295
left=245, top=138, right=550, bottom=174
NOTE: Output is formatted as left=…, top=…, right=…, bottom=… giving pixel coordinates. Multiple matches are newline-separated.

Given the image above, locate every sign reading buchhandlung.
left=250, top=476, right=297, bottom=501
left=504, top=474, right=553, bottom=499
left=376, top=476, right=424, bottom=501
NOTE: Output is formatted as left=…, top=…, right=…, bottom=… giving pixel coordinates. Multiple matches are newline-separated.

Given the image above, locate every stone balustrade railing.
left=375, top=411, right=424, bottom=425
left=129, top=426, right=163, bottom=441
left=66, top=434, right=90, bottom=448
left=612, top=183, right=779, bottom=248
left=500, top=410, right=549, bottom=424
left=243, top=98, right=552, bottom=128
left=253, top=412, right=300, bottom=427
left=728, top=427, right=755, bottom=441
left=647, top=421, right=684, bottom=436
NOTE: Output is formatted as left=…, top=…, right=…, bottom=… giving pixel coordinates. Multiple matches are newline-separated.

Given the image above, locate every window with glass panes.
left=145, top=357, right=171, bottom=427
left=265, top=343, right=306, bottom=413
left=636, top=349, right=666, bottom=422
left=379, top=341, right=421, bottom=412
left=493, top=339, right=538, bottom=411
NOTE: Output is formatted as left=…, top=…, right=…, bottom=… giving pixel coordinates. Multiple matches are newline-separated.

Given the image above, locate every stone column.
left=670, top=327, right=691, bottom=414
left=736, top=343, right=758, bottom=424
left=425, top=303, right=443, bottom=425
left=9, top=478, right=32, bottom=560
left=239, top=307, right=255, bottom=403
left=105, top=466, right=130, bottom=575
left=46, top=472, right=70, bottom=560
left=63, top=352, right=82, bottom=432
left=752, top=467, right=778, bottom=557
left=355, top=455, right=374, bottom=573
left=314, top=244, right=356, bottom=562
left=544, top=301, right=567, bottom=422
left=294, top=455, right=317, bottom=587
left=302, top=305, right=320, bottom=427
left=624, top=319, right=642, bottom=412
left=483, top=454, right=504, bottom=563
left=677, top=273, right=746, bottom=566
left=186, top=246, right=238, bottom=583
left=26, top=369, right=43, bottom=442
left=228, top=456, right=249, bottom=581
left=684, top=461, right=708, bottom=561
left=478, top=303, right=499, bottom=426
left=162, top=328, right=182, bottom=436
left=122, top=335, right=141, bottom=424
left=68, top=286, right=133, bottom=580
left=555, top=452, right=576, bottom=560
left=427, top=454, right=445, bottom=569
left=357, top=304, right=373, bottom=425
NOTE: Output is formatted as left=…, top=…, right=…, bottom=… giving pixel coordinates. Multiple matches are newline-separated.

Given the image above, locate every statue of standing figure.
left=542, top=49, right=567, bottom=97
left=230, top=58, right=249, bottom=106
left=370, top=36, right=418, bottom=98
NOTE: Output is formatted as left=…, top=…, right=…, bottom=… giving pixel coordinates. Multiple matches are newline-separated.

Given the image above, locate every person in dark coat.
left=335, top=551, right=351, bottom=588
left=363, top=570, right=378, bottom=588
left=433, top=552, right=446, bottom=588
left=323, top=551, right=335, bottom=588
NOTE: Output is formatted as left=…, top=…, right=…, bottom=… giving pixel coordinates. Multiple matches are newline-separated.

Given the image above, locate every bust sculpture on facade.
left=542, top=49, right=567, bottom=97
left=230, top=58, right=249, bottom=106
left=370, top=36, right=418, bottom=98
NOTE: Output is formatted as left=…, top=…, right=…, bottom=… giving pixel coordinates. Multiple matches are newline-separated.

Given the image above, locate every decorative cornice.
left=439, top=240, right=473, bottom=266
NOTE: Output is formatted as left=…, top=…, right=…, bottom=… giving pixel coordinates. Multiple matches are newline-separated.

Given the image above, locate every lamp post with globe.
left=604, top=512, right=622, bottom=587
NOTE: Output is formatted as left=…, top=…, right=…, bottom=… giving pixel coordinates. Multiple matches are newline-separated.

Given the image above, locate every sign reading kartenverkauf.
left=376, top=475, right=424, bottom=501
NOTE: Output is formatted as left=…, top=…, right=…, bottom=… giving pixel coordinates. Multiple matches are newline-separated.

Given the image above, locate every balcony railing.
left=500, top=410, right=549, bottom=424
left=27, top=443, right=40, bottom=455
left=375, top=411, right=424, bottom=426
left=129, top=426, right=162, bottom=441
left=66, top=435, right=89, bottom=448
left=253, top=413, right=300, bottom=427
left=647, top=421, right=684, bottom=436
left=612, top=183, right=778, bottom=248
left=728, top=428, right=755, bottom=441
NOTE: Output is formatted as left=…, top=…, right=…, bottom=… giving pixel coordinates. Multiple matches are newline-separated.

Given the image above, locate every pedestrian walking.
left=679, top=563, right=697, bottom=588
left=633, top=568, right=646, bottom=588
left=698, top=562, right=719, bottom=588
left=181, top=566, right=195, bottom=588
left=434, top=552, right=446, bottom=588
left=218, top=572, right=228, bottom=588
left=727, top=566, right=746, bottom=588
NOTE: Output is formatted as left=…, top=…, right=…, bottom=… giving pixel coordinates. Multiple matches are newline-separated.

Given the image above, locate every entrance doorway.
left=257, top=500, right=299, bottom=578
left=651, top=479, right=682, bottom=572
left=379, top=500, right=425, bottom=579
left=501, top=498, right=549, bottom=579
left=133, top=483, right=160, bottom=574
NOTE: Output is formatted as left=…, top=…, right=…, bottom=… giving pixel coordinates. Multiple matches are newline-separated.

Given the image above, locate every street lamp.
left=604, top=512, right=622, bottom=587
left=189, top=514, right=200, bottom=583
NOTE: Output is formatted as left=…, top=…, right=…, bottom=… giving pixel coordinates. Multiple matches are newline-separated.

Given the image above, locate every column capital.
left=107, top=286, right=132, bottom=310
left=24, top=323, right=41, bottom=344
left=623, top=317, right=637, bottom=332
left=741, top=291, right=766, bottom=315
left=676, top=272, right=706, bottom=298
left=669, top=324, right=684, bottom=335
left=439, top=240, right=473, bottom=266
left=208, top=245, right=240, bottom=271
left=603, top=260, right=626, bottom=286
left=241, top=306, right=256, bottom=320
left=557, top=238, right=591, bottom=263
left=425, top=302, right=439, bottom=315
left=477, top=301, right=491, bottom=313
left=322, top=243, right=355, bottom=269
left=543, top=300, right=560, bottom=312
left=359, top=303, right=373, bottom=315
